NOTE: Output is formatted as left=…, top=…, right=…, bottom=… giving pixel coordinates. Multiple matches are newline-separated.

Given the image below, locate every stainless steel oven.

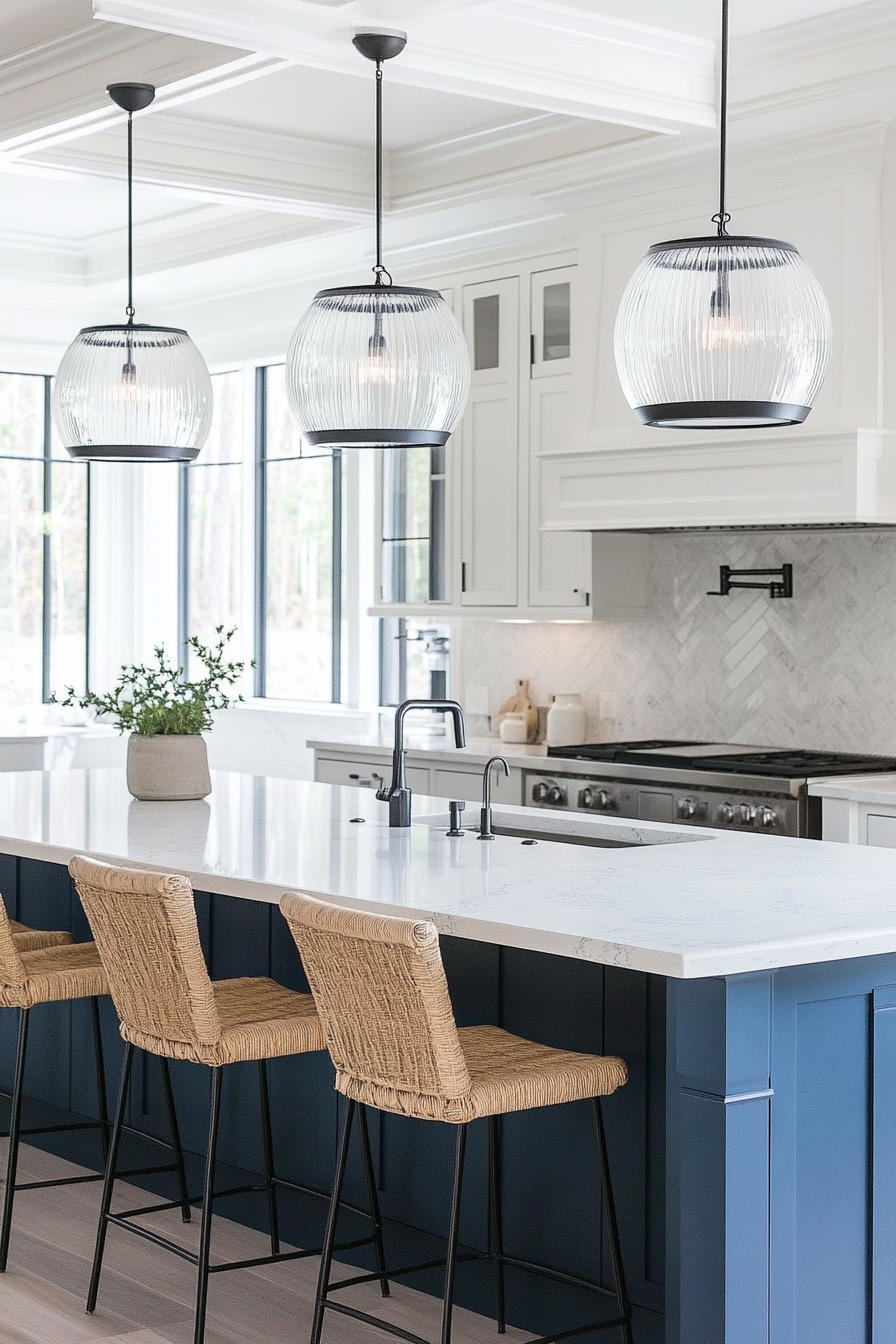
left=522, top=741, right=896, bottom=839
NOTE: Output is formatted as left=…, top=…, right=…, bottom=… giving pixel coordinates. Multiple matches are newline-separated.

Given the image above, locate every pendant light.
left=285, top=30, right=471, bottom=449
left=54, top=83, right=213, bottom=462
left=613, top=0, right=831, bottom=429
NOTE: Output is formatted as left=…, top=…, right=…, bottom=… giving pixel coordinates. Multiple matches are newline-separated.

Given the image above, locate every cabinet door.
left=531, top=266, right=573, bottom=379
left=460, top=277, right=519, bottom=607
left=529, top=378, right=590, bottom=608
left=528, top=266, right=589, bottom=609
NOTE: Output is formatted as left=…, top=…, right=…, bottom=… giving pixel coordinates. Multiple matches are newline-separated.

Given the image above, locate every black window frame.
left=0, top=371, right=90, bottom=703
left=178, top=366, right=344, bottom=703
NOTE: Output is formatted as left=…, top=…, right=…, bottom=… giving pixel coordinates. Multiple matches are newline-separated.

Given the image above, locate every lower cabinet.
left=314, top=749, right=524, bottom=807
left=818, top=794, right=896, bottom=846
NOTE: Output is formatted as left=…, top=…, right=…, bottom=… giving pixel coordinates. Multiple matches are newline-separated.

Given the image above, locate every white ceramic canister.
left=499, top=713, right=529, bottom=744
left=545, top=693, right=587, bottom=747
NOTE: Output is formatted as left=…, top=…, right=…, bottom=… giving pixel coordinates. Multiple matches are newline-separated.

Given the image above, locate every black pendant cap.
left=107, top=82, right=156, bottom=114
left=352, top=29, right=407, bottom=63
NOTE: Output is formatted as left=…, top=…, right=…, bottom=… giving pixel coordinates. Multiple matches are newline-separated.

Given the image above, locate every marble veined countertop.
left=4, top=769, right=896, bottom=980
left=808, top=774, right=896, bottom=805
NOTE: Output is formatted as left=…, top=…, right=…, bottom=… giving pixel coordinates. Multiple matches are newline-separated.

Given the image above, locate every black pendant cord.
left=711, top=0, right=730, bottom=237
left=372, top=60, right=392, bottom=287
left=126, top=109, right=136, bottom=323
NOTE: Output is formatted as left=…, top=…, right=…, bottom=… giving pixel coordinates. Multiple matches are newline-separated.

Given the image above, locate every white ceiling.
left=0, top=0, right=895, bottom=366
left=184, top=63, right=539, bottom=150
left=575, top=0, right=876, bottom=37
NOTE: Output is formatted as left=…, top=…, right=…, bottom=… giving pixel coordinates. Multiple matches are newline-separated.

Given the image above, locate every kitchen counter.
left=4, top=769, right=896, bottom=978
left=6, top=768, right=896, bottom=1342
left=808, top=772, right=896, bottom=804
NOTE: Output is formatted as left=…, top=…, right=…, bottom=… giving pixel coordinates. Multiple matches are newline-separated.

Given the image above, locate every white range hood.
left=539, top=429, right=896, bottom=531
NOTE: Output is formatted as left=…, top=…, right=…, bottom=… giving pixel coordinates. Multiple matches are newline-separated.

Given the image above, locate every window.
left=257, top=366, right=342, bottom=702
left=0, top=373, right=88, bottom=704
left=179, top=370, right=244, bottom=675
left=179, top=367, right=344, bottom=703
left=379, top=445, right=448, bottom=705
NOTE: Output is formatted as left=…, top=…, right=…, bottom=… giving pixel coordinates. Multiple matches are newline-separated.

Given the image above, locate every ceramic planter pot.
left=126, top=733, right=211, bottom=801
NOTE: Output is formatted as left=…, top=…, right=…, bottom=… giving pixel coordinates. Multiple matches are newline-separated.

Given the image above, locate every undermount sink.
left=417, top=810, right=704, bottom=848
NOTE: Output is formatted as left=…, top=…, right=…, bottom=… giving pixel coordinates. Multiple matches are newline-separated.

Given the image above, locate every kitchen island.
left=3, top=769, right=896, bottom=1344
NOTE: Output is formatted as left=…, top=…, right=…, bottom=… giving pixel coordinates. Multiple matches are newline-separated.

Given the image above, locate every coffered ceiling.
left=1, top=0, right=895, bottom=367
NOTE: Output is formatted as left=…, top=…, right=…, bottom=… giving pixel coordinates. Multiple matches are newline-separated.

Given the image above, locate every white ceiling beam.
left=92, top=0, right=717, bottom=133
left=0, top=52, right=295, bottom=159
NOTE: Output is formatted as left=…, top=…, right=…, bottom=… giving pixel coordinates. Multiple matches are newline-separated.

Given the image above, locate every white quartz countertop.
left=5, top=769, right=896, bottom=980
left=808, top=774, right=896, bottom=804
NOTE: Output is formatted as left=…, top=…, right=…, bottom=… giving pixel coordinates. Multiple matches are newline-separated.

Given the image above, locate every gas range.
left=524, top=740, right=896, bottom=838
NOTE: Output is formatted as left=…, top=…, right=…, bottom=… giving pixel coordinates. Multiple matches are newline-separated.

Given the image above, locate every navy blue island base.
left=2, top=851, right=893, bottom=1344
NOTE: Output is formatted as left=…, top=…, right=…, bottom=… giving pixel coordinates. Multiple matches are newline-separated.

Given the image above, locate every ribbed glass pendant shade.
left=54, top=323, right=213, bottom=461
left=614, top=236, right=831, bottom=429
left=286, top=285, right=470, bottom=448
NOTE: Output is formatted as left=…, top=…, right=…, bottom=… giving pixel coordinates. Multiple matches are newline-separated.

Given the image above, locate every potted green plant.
left=63, top=627, right=246, bottom=801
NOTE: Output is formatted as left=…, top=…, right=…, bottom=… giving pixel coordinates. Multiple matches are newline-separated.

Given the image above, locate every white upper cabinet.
left=460, top=276, right=520, bottom=607
left=528, top=266, right=590, bottom=608
left=370, top=253, right=646, bottom=621
left=551, top=128, right=896, bottom=530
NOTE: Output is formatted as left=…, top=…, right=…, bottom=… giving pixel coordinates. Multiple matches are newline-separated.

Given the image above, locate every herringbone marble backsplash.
left=456, top=530, right=896, bottom=753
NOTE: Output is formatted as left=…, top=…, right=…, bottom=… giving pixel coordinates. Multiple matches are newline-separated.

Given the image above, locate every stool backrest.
left=0, top=898, right=27, bottom=989
left=70, top=855, right=222, bottom=1048
left=280, top=891, right=472, bottom=1101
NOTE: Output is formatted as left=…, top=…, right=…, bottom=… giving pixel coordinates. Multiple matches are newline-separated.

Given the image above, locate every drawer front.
left=315, top=759, right=388, bottom=789
left=432, top=767, right=522, bottom=805
left=866, top=813, right=896, bottom=848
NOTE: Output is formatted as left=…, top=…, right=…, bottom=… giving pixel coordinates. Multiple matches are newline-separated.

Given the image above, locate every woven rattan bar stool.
left=71, top=855, right=389, bottom=1344
left=281, top=890, right=634, bottom=1344
left=0, top=898, right=107, bottom=1270
left=0, top=895, right=190, bottom=1274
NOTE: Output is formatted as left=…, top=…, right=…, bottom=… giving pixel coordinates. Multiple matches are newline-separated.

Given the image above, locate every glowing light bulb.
left=114, top=357, right=150, bottom=408
left=701, top=274, right=751, bottom=350
left=701, top=311, right=750, bottom=350
left=359, top=331, right=397, bottom=386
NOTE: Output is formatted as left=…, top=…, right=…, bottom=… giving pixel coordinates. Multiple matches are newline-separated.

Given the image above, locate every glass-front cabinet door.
left=531, top=266, right=572, bottom=379
left=459, top=275, right=519, bottom=607
left=528, top=264, right=589, bottom=608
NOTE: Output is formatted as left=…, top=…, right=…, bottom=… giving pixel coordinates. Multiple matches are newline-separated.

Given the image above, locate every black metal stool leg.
left=358, top=1103, right=389, bottom=1297
left=0, top=1008, right=30, bottom=1272
left=160, top=1058, right=191, bottom=1223
left=89, top=997, right=109, bottom=1162
left=310, top=1098, right=356, bottom=1344
left=593, top=1099, right=634, bottom=1344
left=87, top=1042, right=133, bottom=1313
left=440, top=1123, right=468, bottom=1344
left=258, top=1060, right=280, bottom=1255
left=488, top=1114, right=506, bottom=1333
left=193, top=1066, right=223, bottom=1344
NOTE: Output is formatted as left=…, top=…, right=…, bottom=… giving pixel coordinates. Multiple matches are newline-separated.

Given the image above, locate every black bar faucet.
left=377, top=699, right=466, bottom=827
left=479, top=756, right=510, bottom=840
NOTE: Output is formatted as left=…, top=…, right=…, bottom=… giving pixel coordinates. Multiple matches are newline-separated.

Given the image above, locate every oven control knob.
left=718, top=803, right=735, bottom=824
left=757, top=806, right=778, bottom=829
left=580, top=787, right=595, bottom=809
left=532, top=781, right=550, bottom=803
left=677, top=797, right=697, bottom=819
left=547, top=784, right=568, bottom=807
left=597, top=789, right=614, bottom=810
left=737, top=803, right=756, bottom=826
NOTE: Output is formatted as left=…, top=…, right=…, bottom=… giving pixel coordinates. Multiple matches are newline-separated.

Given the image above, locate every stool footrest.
left=328, top=1251, right=482, bottom=1294
left=499, top=1252, right=621, bottom=1301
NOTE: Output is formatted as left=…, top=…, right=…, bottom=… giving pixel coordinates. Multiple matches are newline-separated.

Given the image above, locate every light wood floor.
left=0, top=1143, right=531, bottom=1344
